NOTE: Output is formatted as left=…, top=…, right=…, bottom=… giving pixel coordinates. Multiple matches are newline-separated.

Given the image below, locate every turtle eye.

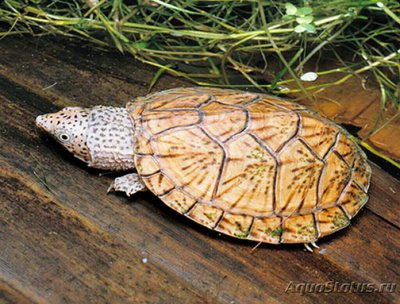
left=58, top=133, right=71, bottom=142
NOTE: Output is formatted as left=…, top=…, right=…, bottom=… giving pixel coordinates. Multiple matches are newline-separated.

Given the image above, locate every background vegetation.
left=0, top=0, right=399, bottom=105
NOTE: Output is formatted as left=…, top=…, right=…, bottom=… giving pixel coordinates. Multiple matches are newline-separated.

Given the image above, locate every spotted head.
left=36, top=105, right=135, bottom=170
left=36, top=107, right=91, bottom=162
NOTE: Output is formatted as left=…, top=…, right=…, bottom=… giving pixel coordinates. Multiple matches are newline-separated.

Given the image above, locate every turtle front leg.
left=107, top=173, right=146, bottom=196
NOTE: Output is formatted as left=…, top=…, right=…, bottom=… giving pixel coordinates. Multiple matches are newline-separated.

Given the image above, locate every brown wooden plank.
left=1, top=160, right=209, bottom=304
left=367, top=162, right=400, bottom=227
left=0, top=278, right=38, bottom=304
left=0, top=36, right=399, bottom=304
left=0, top=36, right=186, bottom=110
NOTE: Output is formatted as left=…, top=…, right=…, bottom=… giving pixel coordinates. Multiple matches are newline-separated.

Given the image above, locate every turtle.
left=36, top=87, right=371, bottom=250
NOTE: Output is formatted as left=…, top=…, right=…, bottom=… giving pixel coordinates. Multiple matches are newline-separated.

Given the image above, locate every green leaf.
left=131, top=41, right=149, bottom=49
left=294, top=24, right=306, bottom=33
left=296, top=7, right=313, bottom=16
left=282, top=14, right=294, bottom=21
left=295, top=23, right=316, bottom=34
left=148, top=64, right=173, bottom=92
left=285, top=3, right=297, bottom=15
left=296, top=15, right=313, bottom=24
left=303, top=23, right=316, bottom=33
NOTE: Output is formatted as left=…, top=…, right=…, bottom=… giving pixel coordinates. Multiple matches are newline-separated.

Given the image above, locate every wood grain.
left=0, top=36, right=399, bottom=303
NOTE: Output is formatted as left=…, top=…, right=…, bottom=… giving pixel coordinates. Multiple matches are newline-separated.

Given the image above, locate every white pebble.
left=300, top=72, right=318, bottom=82
left=278, top=85, right=290, bottom=92
left=142, top=257, right=148, bottom=264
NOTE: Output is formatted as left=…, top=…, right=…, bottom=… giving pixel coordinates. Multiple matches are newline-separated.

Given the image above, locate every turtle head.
left=36, top=106, right=135, bottom=171
left=36, top=107, right=91, bottom=163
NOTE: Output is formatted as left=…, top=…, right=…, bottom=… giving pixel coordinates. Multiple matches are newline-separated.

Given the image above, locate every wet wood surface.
left=0, top=36, right=399, bottom=304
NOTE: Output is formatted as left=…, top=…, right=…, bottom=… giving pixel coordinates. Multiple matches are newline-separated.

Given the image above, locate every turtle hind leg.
left=108, top=173, right=146, bottom=197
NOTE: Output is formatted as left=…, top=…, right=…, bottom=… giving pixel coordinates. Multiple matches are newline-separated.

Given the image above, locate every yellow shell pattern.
left=128, top=87, right=371, bottom=244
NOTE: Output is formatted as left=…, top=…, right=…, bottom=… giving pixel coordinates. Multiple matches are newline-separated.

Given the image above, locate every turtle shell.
left=127, top=87, right=371, bottom=244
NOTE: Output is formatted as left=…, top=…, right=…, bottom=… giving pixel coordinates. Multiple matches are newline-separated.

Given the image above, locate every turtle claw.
left=304, top=242, right=320, bottom=253
left=108, top=173, right=146, bottom=197
left=107, top=184, right=114, bottom=193
left=311, top=242, right=319, bottom=249
left=304, top=243, right=314, bottom=252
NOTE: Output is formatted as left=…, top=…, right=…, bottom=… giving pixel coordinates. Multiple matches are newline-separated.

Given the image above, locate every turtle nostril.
left=35, top=115, right=51, bottom=132
left=35, top=115, right=45, bottom=128
left=36, top=116, right=42, bottom=126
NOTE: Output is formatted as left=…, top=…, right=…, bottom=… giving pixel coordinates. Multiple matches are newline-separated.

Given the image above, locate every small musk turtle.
left=36, top=87, right=371, bottom=250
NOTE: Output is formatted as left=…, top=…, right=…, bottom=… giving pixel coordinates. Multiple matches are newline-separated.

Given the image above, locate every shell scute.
left=133, top=131, right=153, bottom=155
left=152, top=128, right=223, bottom=202
left=261, top=96, right=307, bottom=111
left=299, top=112, right=338, bottom=158
left=135, top=155, right=160, bottom=176
left=201, top=101, right=247, bottom=142
left=276, top=139, right=324, bottom=216
left=335, top=133, right=358, bottom=166
left=318, top=151, right=350, bottom=209
left=142, top=172, right=174, bottom=196
left=214, top=134, right=276, bottom=217
left=282, top=214, right=317, bottom=243
left=353, top=153, right=371, bottom=191
left=160, top=189, right=197, bottom=214
left=144, top=89, right=210, bottom=110
left=142, top=109, right=200, bottom=135
left=339, top=179, right=368, bottom=218
left=248, top=100, right=298, bottom=152
left=215, top=213, right=253, bottom=238
left=316, top=206, right=350, bottom=238
left=249, top=217, right=282, bottom=244
left=199, top=87, right=259, bottom=104
left=187, top=204, right=223, bottom=228
left=127, top=101, right=145, bottom=120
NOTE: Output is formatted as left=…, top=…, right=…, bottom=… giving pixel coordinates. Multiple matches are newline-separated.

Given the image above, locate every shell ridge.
left=338, top=205, right=352, bottom=222
left=220, top=105, right=250, bottom=143
left=274, top=113, right=302, bottom=216
left=213, top=210, right=227, bottom=230
left=198, top=126, right=228, bottom=202
left=150, top=125, right=199, bottom=139
left=246, top=217, right=256, bottom=239
left=247, top=133, right=279, bottom=216
left=312, top=211, right=322, bottom=239
left=293, top=137, right=325, bottom=215
left=334, top=166, right=354, bottom=215
left=275, top=112, right=302, bottom=154
left=153, top=110, right=202, bottom=136
left=260, top=96, right=298, bottom=112
left=297, top=137, right=325, bottom=163
left=316, top=132, right=341, bottom=209
left=194, top=94, right=214, bottom=108
left=243, top=96, right=262, bottom=105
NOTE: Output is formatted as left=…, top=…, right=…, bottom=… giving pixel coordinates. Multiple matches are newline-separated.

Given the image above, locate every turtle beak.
left=35, top=114, right=53, bottom=133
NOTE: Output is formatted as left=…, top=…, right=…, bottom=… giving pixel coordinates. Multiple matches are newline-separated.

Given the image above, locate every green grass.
left=0, top=0, right=399, bottom=107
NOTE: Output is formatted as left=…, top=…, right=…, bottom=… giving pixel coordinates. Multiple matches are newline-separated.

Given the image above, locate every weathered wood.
left=0, top=36, right=399, bottom=303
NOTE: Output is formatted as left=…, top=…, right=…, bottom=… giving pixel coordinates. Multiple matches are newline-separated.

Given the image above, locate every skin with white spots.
left=36, top=107, right=91, bottom=162
left=36, top=106, right=144, bottom=196
left=107, top=173, right=146, bottom=196
left=86, top=106, right=136, bottom=171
